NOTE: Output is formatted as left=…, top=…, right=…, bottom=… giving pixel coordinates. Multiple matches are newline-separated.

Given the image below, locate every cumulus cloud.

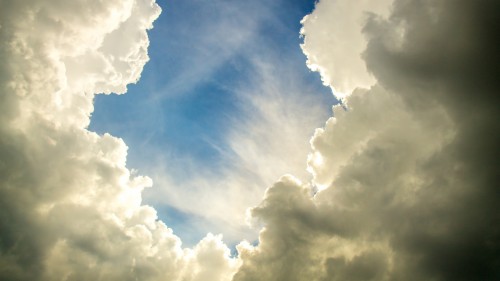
left=300, top=0, right=392, bottom=98
left=235, top=0, right=500, bottom=280
left=0, top=0, right=238, bottom=280
left=2, top=0, right=499, bottom=280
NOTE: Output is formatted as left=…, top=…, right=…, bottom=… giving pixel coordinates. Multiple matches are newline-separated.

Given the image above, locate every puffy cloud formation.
left=2, top=0, right=499, bottom=280
left=235, top=0, right=500, bottom=280
left=0, top=0, right=238, bottom=280
left=300, top=0, right=392, bottom=98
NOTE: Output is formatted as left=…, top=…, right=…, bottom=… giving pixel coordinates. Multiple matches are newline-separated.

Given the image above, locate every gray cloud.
left=234, top=0, right=500, bottom=280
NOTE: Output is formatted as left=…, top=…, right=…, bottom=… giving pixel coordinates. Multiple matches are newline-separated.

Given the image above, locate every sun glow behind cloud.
left=1, top=0, right=499, bottom=280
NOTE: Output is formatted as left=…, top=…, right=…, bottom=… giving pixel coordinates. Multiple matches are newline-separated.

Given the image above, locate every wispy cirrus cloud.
left=144, top=52, right=333, bottom=244
left=109, top=0, right=334, bottom=244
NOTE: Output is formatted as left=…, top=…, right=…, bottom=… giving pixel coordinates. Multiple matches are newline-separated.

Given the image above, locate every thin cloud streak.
left=146, top=0, right=272, bottom=101
left=143, top=54, right=332, bottom=244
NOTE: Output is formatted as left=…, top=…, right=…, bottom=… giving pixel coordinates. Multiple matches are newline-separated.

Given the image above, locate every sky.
left=1, top=0, right=499, bottom=281
left=89, top=0, right=335, bottom=245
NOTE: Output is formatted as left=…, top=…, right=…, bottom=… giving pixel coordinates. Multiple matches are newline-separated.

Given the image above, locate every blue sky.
left=90, top=0, right=335, bottom=246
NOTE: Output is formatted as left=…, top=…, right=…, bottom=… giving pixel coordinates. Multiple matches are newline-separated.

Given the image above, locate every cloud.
left=2, top=0, right=499, bottom=280
left=300, top=0, right=392, bottom=98
left=234, top=0, right=500, bottom=280
left=0, top=0, right=239, bottom=280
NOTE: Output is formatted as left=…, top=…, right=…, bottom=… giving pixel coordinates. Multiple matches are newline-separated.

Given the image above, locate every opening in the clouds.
left=90, top=0, right=334, bottom=246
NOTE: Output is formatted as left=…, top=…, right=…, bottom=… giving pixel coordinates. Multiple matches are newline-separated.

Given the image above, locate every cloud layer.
left=1, top=0, right=499, bottom=280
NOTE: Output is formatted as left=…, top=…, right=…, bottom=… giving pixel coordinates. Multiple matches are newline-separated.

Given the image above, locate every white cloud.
left=300, top=0, right=392, bottom=98
left=0, top=0, right=239, bottom=280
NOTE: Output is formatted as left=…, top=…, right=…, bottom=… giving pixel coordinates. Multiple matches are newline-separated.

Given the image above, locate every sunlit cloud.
left=1, top=0, right=498, bottom=280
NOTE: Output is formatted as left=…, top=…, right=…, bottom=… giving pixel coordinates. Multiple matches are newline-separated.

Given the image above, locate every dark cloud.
left=234, top=0, right=500, bottom=280
left=361, top=0, right=500, bottom=279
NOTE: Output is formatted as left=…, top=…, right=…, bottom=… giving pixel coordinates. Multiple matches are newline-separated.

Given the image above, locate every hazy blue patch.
left=90, top=0, right=334, bottom=245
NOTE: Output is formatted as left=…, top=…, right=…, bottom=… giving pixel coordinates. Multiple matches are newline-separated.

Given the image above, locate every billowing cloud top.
left=300, top=0, right=392, bottom=98
left=1, top=0, right=499, bottom=281
left=0, top=0, right=239, bottom=280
